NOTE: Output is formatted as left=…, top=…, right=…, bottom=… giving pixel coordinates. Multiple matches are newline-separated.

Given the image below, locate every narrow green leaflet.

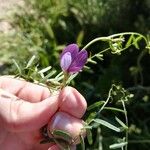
left=86, top=112, right=97, bottom=124
left=80, top=135, right=85, bottom=150
left=87, top=59, right=97, bottom=64
left=67, top=73, right=78, bottom=84
left=52, top=130, right=72, bottom=143
left=109, top=142, right=128, bottom=149
left=133, top=36, right=142, bottom=49
left=104, top=107, right=124, bottom=113
left=12, top=59, right=22, bottom=74
left=115, top=117, right=128, bottom=130
left=93, top=119, right=121, bottom=132
left=86, top=129, right=93, bottom=145
left=41, top=70, right=56, bottom=82
left=125, top=34, right=134, bottom=48
left=26, top=55, right=36, bottom=68
left=38, top=66, right=52, bottom=74
left=87, top=101, right=105, bottom=111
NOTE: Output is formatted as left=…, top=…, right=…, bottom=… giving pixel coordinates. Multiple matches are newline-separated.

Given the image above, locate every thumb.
left=0, top=89, right=59, bottom=132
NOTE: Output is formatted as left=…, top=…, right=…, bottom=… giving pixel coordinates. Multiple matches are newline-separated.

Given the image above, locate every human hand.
left=0, top=76, right=87, bottom=150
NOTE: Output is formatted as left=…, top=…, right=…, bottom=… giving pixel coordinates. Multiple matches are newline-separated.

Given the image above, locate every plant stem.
left=61, top=72, right=69, bottom=89
left=81, top=32, right=148, bottom=51
left=121, top=100, right=128, bottom=150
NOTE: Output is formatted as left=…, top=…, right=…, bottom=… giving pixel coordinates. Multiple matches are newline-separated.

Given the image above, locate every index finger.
left=0, top=76, right=51, bottom=102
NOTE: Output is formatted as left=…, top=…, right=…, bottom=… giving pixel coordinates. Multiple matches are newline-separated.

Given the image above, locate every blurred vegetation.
left=0, top=0, right=150, bottom=149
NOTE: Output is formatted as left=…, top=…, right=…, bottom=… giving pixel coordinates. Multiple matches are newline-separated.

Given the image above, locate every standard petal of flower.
left=60, top=52, right=72, bottom=71
left=60, top=44, right=79, bottom=59
left=68, top=50, right=88, bottom=73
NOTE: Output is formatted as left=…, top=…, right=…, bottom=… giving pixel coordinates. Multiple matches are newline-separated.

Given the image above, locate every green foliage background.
left=0, top=0, right=150, bottom=149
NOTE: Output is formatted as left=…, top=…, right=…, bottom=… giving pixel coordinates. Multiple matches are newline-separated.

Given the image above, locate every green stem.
left=121, top=100, right=128, bottom=150
left=87, top=85, right=114, bottom=125
left=61, top=72, right=69, bottom=89
left=82, top=32, right=148, bottom=51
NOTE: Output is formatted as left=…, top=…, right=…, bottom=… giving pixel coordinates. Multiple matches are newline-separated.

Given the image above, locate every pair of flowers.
left=60, top=44, right=88, bottom=74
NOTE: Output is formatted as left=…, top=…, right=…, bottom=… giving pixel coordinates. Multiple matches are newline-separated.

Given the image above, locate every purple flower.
left=60, top=44, right=88, bottom=73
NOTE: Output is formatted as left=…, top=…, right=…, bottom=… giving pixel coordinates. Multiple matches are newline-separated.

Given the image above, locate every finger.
left=0, top=76, right=50, bottom=102
left=47, top=112, right=85, bottom=144
left=0, top=89, right=59, bottom=132
left=48, top=145, right=60, bottom=150
left=48, top=144, right=76, bottom=150
left=59, top=86, right=87, bottom=118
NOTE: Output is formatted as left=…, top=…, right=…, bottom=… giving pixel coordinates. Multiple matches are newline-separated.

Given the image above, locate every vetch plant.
left=12, top=32, right=150, bottom=150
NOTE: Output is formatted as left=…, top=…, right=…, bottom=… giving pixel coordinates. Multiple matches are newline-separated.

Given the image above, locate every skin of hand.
left=0, top=76, right=87, bottom=150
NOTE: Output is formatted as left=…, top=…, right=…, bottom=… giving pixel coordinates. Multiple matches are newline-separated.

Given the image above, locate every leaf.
left=87, top=59, right=97, bottom=64
left=67, top=73, right=78, bottom=84
left=109, top=142, right=128, bottom=149
left=80, top=135, right=85, bottom=150
left=125, top=34, right=134, bottom=48
left=87, top=101, right=105, bottom=111
left=77, top=31, right=84, bottom=46
left=86, top=112, right=97, bottom=124
left=103, top=107, right=124, bottom=113
left=12, top=59, right=22, bottom=74
left=38, top=66, right=52, bottom=74
left=115, top=117, right=128, bottom=130
left=86, top=129, right=93, bottom=145
left=83, top=125, right=92, bottom=129
left=41, top=70, right=56, bottom=82
left=96, top=53, right=104, bottom=61
left=52, top=130, right=72, bottom=143
left=133, top=36, right=142, bottom=49
left=93, top=119, right=121, bottom=132
left=26, top=55, right=36, bottom=68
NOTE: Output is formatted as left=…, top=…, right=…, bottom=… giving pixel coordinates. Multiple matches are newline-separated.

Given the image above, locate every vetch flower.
left=60, top=44, right=88, bottom=74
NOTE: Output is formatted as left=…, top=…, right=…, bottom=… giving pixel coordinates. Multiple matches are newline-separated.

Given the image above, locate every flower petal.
left=60, top=44, right=79, bottom=59
left=60, top=52, right=72, bottom=71
left=68, top=66, right=81, bottom=73
left=68, top=50, right=88, bottom=73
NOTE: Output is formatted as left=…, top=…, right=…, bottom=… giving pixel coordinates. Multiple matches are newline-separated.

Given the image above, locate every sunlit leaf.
left=115, top=117, right=128, bottom=130
left=87, top=101, right=105, bottom=111
left=38, top=66, right=52, bottom=74
left=93, top=119, right=121, bottom=132
left=26, top=55, right=36, bottom=68
left=125, top=34, right=134, bottom=48
left=12, top=59, right=22, bottom=74
left=104, top=107, right=124, bottom=113
left=109, top=142, right=127, bottom=149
